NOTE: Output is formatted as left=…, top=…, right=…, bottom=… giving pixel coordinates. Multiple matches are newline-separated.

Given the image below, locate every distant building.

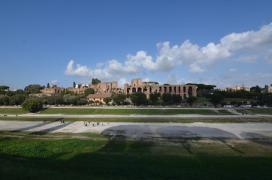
left=67, top=86, right=88, bottom=94
left=86, top=81, right=123, bottom=104
left=264, top=84, right=272, bottom=93
left=124, top=79, right=197, bottom=98
left=87, top=93, right=111, bottom=104
left=40, top=86, right=64, bottom=96
left=90, top=81, right=123, bottom=94
left=225, top=85, right=250, bottom=92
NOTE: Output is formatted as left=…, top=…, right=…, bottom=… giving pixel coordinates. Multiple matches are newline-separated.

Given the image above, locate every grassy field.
left=0, top=108, right=27, bottom=114
left=40, top=108, right=233, bottom=115
left=0, top=132, right=272, bottom=180
left=1, top=116, right=272, bottom=123
left=237, top=108, right=272, bottom=115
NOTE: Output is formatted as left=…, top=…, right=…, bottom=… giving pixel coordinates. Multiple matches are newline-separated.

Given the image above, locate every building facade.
left=264, top=84, right=272, bottom=93
left=90, top=81, right=123, bottom=94
left=124, top=79, right=197, bottom=98
left=87, top=93, right=111, bottom=104
left=40, top=86, right=64, bottom=96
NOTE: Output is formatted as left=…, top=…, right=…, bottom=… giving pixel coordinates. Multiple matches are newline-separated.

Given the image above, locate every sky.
left=0, top=0, right=272, bottom=89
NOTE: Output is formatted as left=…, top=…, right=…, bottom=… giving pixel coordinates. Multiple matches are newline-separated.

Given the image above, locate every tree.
left=111, top=93, right=126, bottom=105
left=162, top=93, right=173, bottom=105
left=22, top=99, right=43, bottom=113
left=149, top=93, right=160, bottom=105
left=130, top=92, right=147, bottom=106
left=9, top=94, right=26, bottom=105
left=104, top=97, right=112, bottom=105
left=24, top=84, right=42, bottom=94
left=91, top=78, right=101, bottom=85
left=186, top=96, right=197, bottom=106
left=0, top=85, right=9, bottom=92
left=172, top=94, right=182, bottom=104
left=63, top=94, right=78, bottom=105
left=0, top=95, right=9, bottom=105
left=73, top=82, right=76, bottom=88
left=250, top=86, right=261, bottom=93
left=47, top=83, right=50, bottom=88
left=84, top=88, right=95, bottom=96
left=44, top=95, right=64, bottom=105
left=209, top=93, right=224, bottom=106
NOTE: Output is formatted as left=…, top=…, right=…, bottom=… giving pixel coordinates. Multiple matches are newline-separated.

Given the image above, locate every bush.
left=22, top=99, right=43, bottom=113
left=111, top=93, right=127, bottom=105
left=130, top=92, right=147, bottom=106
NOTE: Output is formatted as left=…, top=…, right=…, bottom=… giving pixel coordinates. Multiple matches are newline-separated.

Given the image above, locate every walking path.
left=1, top=120, right=272, bottom=140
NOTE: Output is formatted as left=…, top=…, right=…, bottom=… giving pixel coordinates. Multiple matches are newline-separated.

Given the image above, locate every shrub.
left=130, top=92, right=147, bottom=106
left=22, top=99, right=43, bottom=113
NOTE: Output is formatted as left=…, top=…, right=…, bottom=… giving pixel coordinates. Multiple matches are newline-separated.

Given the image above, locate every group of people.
left=83, top=121, right=107, bottom=127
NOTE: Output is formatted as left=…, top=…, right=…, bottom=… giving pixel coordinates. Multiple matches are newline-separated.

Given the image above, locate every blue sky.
left=0, top=0, right=272, bottom=89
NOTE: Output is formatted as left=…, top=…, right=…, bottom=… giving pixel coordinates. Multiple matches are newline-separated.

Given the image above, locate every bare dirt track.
left=1, top=120, right=272, bottom=140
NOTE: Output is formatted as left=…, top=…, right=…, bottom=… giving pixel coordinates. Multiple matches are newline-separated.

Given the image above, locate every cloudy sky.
left=0, top=0, right=272, bottom=89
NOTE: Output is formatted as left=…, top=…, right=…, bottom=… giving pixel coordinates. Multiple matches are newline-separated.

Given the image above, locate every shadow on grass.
left=1, top=125, right=272, bottom=179
left=1, top=138, right=272, bottom=180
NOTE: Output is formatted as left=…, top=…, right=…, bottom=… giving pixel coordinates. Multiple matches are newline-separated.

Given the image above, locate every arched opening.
left=188, top=86, right=193, bottom=97
left=143, top=87, right=147, bottom=92
left=132, top=88, right=136, bottom=93
left=137, top=87, right=142, bottom=92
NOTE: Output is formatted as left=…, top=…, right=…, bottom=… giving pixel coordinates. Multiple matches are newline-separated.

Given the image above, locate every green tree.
left=162, top=93, right=173, bottom=105
left=250, top=86, right=262, bottom=93
left=47, top=83, right=50, bottom=88
left=91, top=78, right=101, bottom=85
left=172, top=94, right=182, bottom=104
left=0, top=95, right=10, bottom=105
left=9, top=94, right=26, bottom=105
left=130, top=92, right=147, bottom=106
left=73, top=82, right=76, bottom=88
left=149, top=93, right=160, bottom=105
left=209, top=93, right=224, bottom=106
left=186, top=96, right=197, bottom=106
left=104, top=97, right=112, bottom=105
left=111, top=93, right=126, bottom=105
left=84, top=88, right=95, bottom=96
left=24, top=84, right=42, bottom=94
left=0, top=85, right=9, bottom=92
left=22, top=99, right=43, bottom=113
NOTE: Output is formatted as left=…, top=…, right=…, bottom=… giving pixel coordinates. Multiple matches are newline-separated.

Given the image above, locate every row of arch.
left=126, top=85, right=194, bottom=97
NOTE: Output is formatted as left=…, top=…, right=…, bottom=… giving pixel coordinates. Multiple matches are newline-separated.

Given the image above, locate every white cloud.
left=65, top=60, right=91, bottom=76
left=65, top=23, right=272, bottom=80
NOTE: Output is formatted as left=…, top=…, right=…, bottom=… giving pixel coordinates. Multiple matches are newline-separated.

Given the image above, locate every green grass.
left=1, top=116, right=272, bottom=123
left=0, top=133, right=272, bottom=180
left=40, top=108, right=232, bottom=115
left=0, top=108, right=26, bottom=114
left=237, top=108, right=272, bottom=115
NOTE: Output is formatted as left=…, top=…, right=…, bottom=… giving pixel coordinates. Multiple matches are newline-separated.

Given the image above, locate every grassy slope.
left=0, top=134, right=272, bottom=180
left=40, top=108, right=232, bottom=115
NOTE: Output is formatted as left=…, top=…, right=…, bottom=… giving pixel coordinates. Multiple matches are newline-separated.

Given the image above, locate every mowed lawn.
left=237, top=108, right=272, bottom=115
left=0, top=133, right=272, bottom=180
left=0, top=108, right=27, bottom=114
left=40, top=108, right=232, bottom=115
